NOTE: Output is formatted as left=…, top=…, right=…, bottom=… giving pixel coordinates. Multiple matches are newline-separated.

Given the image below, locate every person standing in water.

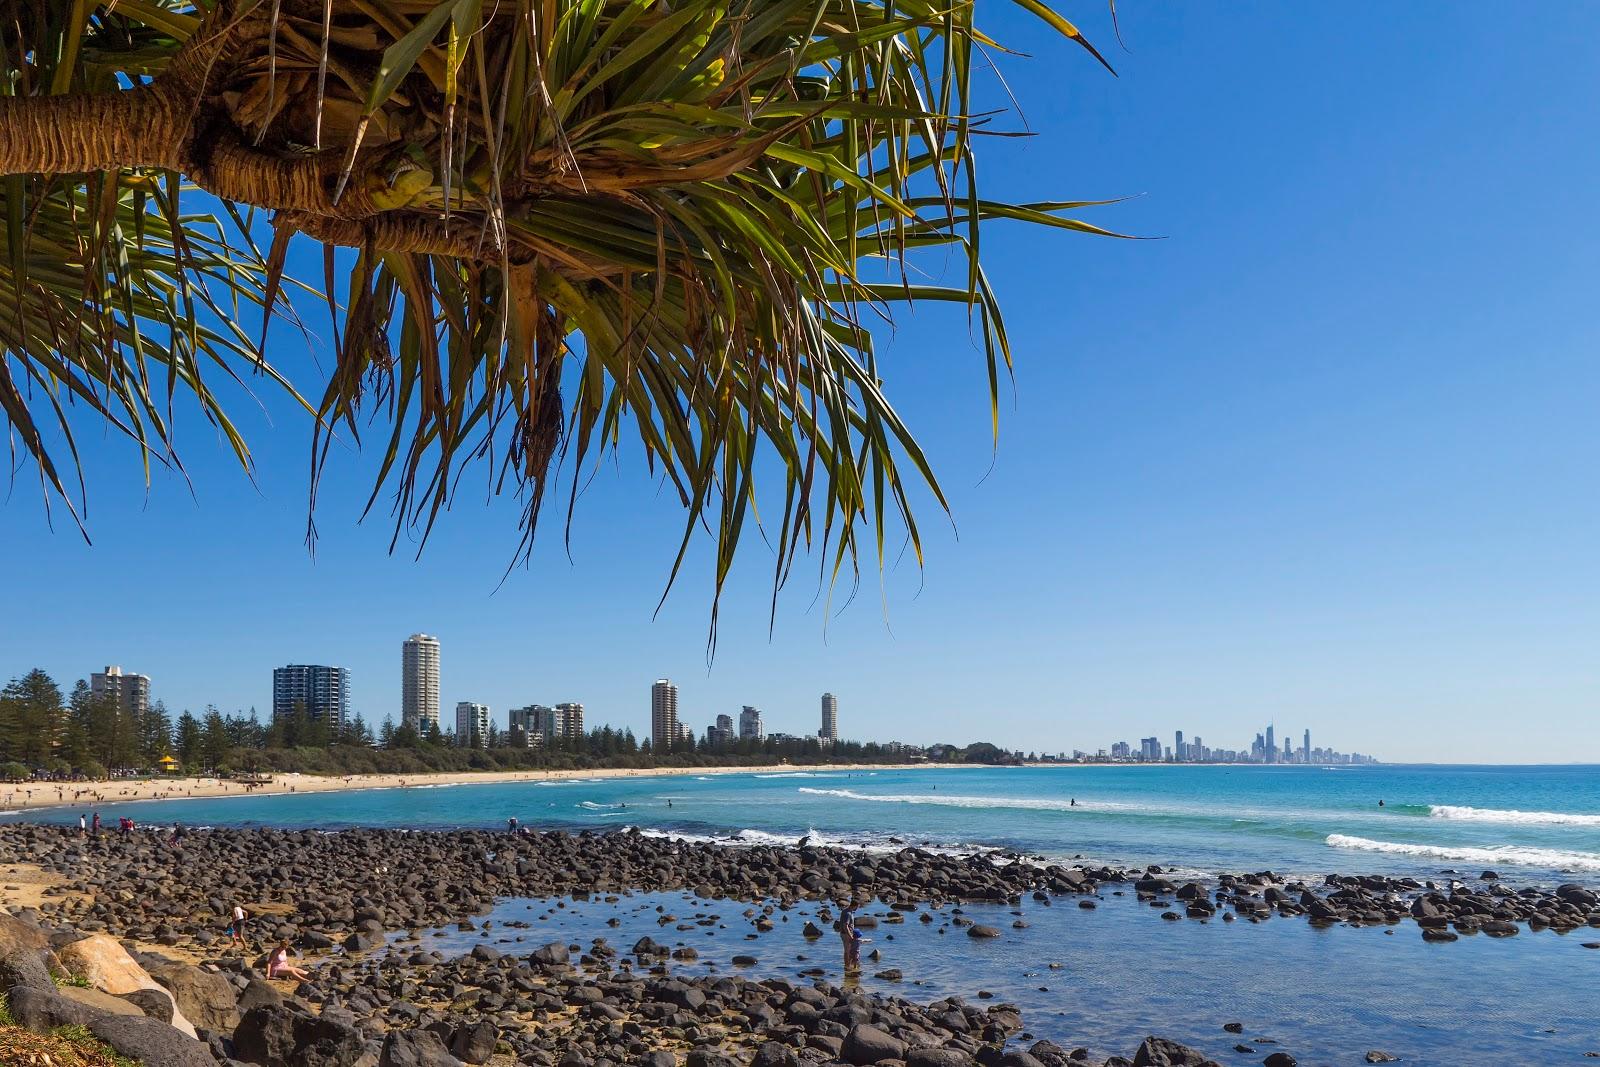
left=836, top=900, right=863, bottom=975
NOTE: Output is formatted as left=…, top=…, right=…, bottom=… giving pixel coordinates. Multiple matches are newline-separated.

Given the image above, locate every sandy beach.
left=0, top=762, right=932, bottom=814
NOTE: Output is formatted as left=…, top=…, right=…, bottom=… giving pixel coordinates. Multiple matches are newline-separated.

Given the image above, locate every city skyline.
left=31, top=648, right=1394, bottom=765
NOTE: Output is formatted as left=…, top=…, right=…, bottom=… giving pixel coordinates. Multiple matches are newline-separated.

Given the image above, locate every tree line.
left=2, top=668, right=1011, bottom=780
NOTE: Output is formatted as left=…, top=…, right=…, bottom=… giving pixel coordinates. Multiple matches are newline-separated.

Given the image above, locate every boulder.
left=119, top=985, right=177, bottom=1022
left=57, top=983, right=147, bottom=1018
left=0, top=913, right=49, bottom=958
left=233, top=1003, right=365, bottom=1067
left=843, top=1023, right=907, bottom=1065
left=1365, top=1054, right=1399, bottom=1064
left=752, top=1041, right=804, bottom=1067
left=5, top=984, right=105, bottom=1031
left=57, top=933, right=198, bottom=1036
left=1131, top=1036, right=1211, bottom=1067
left=530, top=942, right=570, bottom=966
left=0, top=948, right=53, bottom=993
left=687, top=1050, right=741, bottom=1067
left=1262, top=1054, right=1297, bottom=1067
left=87, top=1013, right=221, bottom=1067
left=379, top=1027, right=464, bottom=1067
left=146, top=953, right=242, bottom=1031
left=907, top=1050, right=975, bottom=1067
left=967, top=924, right=1002, bottom=939
left=450, top=1018, right=497, bottom=1064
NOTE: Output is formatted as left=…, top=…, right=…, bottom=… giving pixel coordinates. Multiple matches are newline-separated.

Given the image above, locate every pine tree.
left=2, top=670, right=64, bottom=766
left=201, top=708, right=230, bottom=769
left=378, top=716, right=397, bottom=748
left=174, top=711, right=202, bottom=766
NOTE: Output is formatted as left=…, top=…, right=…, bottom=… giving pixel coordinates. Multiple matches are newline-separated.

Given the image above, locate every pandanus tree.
left=0, top=0, right=1118, bottom=614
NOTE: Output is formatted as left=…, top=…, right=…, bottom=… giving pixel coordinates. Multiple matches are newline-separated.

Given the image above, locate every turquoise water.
left=11, top=765, right=1600, bottom=1063
left=14, top=765, right=1600, bottom=883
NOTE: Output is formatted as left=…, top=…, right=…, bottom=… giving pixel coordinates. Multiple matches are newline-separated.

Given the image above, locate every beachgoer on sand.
left=267, top=940, right=309, bottom=981
left=229, top=904, right=248, bottom=946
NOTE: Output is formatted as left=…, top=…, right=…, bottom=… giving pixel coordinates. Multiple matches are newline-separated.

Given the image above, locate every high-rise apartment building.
left=1265, top=724, right=1276, bottom=764
left=507, top=705, right=548, bottom=747
left=401, top=634, right=440, bottom=731
left=90, top=666, right=150, bottom=719
left=707, top=713, right=735, bottom=746
left=820, top=692, right=838, bottom=741
left=1174, top=730, right=1185, bottom=762
left=1303, top=729, right=1311, bottom=763
left=271, top=664, right=350, bottom=728
left=555, top=702, right=585, bottom=742
left=455, top=702, right=490, bottom=746
left=739, top=705, right=763, bottom=741
left=651, top=680, right=678, bottom=752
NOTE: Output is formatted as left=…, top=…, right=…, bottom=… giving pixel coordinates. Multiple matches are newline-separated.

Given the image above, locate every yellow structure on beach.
left=157, top=756, right=180, bottom=775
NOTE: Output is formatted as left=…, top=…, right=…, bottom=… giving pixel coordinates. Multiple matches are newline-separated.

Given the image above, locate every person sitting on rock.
left=267, top=940, right=310, bottom=981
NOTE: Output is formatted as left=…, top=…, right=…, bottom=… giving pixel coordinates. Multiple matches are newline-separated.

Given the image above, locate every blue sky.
left=5, top=3, right=1599, bottom=763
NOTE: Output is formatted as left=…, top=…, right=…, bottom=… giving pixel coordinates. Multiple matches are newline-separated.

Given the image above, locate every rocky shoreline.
left=2, top=824, right=1597, bottom=1066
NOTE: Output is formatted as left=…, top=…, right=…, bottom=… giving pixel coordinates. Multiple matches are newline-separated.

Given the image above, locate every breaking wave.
left=1428, top=805, right=1600, bottom=827
left=1325, top=834, right=1600, bottom=872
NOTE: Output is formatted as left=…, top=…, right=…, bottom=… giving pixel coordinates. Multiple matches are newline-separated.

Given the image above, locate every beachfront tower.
left=652, top=680, right=679, bottom=752
left=90, top=666, right=150, bottom=719
left=1265, top=724, right=1276, bottom=764
left=819, top=694, right=844, bottom=742
left=820, top=692, right=839, bottom=741
left=272, top=664, right=350, bottom=729
left=739, top=705, right=764, bottom=742
left=454, top=701, right=490, bottom=746
left=1174, top=730, right=1185, bottom=762
left=555, top=702, right=585, bottom=742
left=1303, top=729, right=1311, bottom=764
left=402, top=634, right=441, bottom=732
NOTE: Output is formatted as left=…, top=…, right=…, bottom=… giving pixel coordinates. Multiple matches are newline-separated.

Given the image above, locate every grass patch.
left=54, top=973, right=93, bottom=988
left=0, top=1021, right=142, bottom=1066
left=0, top=992, right=14, bottom=1026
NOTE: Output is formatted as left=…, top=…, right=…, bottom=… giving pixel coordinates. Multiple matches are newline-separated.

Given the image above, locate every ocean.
left=9, top=765, right=1600, bottom=1064
left=19, top=764, right=1600, bottom=882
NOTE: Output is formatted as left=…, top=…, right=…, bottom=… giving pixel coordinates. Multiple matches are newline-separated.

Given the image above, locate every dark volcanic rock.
left=1131, top=1036, right=1212, bottom=1066
left=843, top=1023, right=907, bottom=1065
left=380, top=1028, right=464, bottom=1067
left=87, top=1013, right=220, bottom=1067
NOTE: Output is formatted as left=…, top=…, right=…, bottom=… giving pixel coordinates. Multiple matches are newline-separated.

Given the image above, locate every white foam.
left=754, top=772, right=831, bottom=779
left=1325, top=834, right=1600, bottom=871
left=1428, top=805, right=1600, bottom=827
left=577, top=801, right=623, bottom=810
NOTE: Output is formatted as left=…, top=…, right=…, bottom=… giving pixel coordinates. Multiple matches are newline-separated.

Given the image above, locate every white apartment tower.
left=739, top=705, right=763, bottom=741
left=90, top=666, right=150, bottom=718
left=402, top=634, right=441, bottom=731
left=455, top=702, right=490, bottom=747
left=820, top=692, right=839, bottom=741
left=651, top=679, right=679, bottom=752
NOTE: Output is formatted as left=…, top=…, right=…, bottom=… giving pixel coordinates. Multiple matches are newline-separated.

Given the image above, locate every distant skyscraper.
left=652, top=680, right=679, bottom=752
left=401, top=634, right=440, bottom=731
left=820, top=692, right=839, bottom=741
left=90, top=666, right=149, bottom=719
left=271, top=664, right=350, bottom=728
left=1303, top=729, right=1311, bottom=763
left=455, top=702, right=490, bottom=747
left=555, top=702, right=585, bottom=742
left=739, top=705, right=763, bottom=741
left=1174, top=730, right=1185, bottom=762
left=1265, top=724, right=1276, bottom=764
left=507, top=704, right=549, bottom=747
left=707, top=713, right=735, bottom=746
